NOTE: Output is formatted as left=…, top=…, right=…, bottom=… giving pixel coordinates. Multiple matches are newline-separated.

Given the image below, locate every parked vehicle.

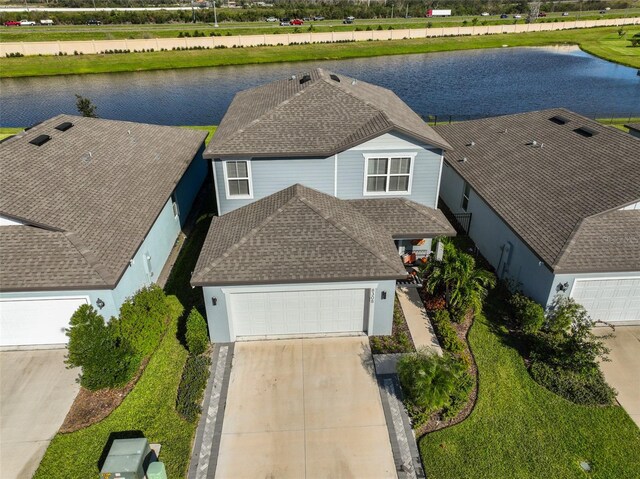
left=3, top=20, right=20, bottom=26
left=346, top=16, right=355, bottom=21
left=266, top=17, right=278, bottom=22
left=290, top=18, right=303, bottom=25
left=313, top=16, right=324, bottom=21
left=40, top=19, right=54, bottom=25
left=343, top=18, right=354, bottom=24
left=562, top=12, right=569, bottom=16
left=599, top=10, right=607, bottom=14
left=19, top=20, right=36, bottom=26
left=280, top=18, right=290, bottom=26
left=500, top=14, right=508, bottom=19
left=302, top=17, right=311, bottom=21
left=481, top=12, right=490, bottom=16
left=426, top=9, right=452, bottom=17
left=513, top=14, right=522, bottom=19
left=87, top=19, right=102, bottom=25
left=537, top=12, right=547, bottom=17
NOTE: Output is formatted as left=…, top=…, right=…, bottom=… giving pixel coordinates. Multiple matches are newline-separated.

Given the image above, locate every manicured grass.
left=34, top=312, right=194, bottom=478
left=183, top=125, right=217, bottom=145
left=0, top=127, right=23, bottom=140
left=419, top=295, right=640, bottom=479
left=1, top=26, right=638, bottom=78
left=596, top=116, right=640, bottom=132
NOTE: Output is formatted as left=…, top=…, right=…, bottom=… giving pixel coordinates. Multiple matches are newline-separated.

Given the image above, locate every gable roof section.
left=191, top=184, right=455, bottom=286
left=625, top=123, right=640, bottom=133
left=207, top=68, right=451, bottom=158
left=0, top=115, right=207, bottom=291
left=434, top=108, right=640, bottom=273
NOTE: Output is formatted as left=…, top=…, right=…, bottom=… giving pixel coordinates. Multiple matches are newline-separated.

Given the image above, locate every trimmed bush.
left=185, top=308, right=209, bottom=356
left=431, top=310, right=464, bottom=354
left=118, top=284, right=170, bottom=358
left=509, top=292, right=545, bottom=334
left=65, top=305, right=139, bottom=391
left=530, top=360, right=616, bottom=406
left=166, top=294, right=185, bottom=322
left=176, top=354, right=210, bottom=421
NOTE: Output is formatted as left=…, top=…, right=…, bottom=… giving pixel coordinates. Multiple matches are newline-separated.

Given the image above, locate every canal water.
left=1, top=45, right=638, bottom=127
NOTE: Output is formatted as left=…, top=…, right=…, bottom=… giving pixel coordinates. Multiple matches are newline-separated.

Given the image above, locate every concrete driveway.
left=594, top=326, right=640, bottom=427
left=215, top=336, right=396, bottom=478
left=0, top=349, right=79, bottom=479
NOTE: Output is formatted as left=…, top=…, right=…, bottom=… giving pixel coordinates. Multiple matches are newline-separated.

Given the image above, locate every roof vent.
left=29, top=134, right=51, bottom=146
left=299, top=74, right=311, bottom=85
left=573, top=127, right=597, bottom=138
left=467, top=141, right=475, bottom=147
left=549, top=115, right=569, bottom=125
left=55, top=122, right=73, bottom=132
left=329, top=74, right=340, bottom=82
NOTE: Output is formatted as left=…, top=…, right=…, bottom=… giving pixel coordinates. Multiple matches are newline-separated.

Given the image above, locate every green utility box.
left=100, top=438, right=152, bottom=479
left=146, top=462, right=167, bottom=479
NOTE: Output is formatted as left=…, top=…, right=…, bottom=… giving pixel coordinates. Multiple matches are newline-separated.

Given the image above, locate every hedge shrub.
left=65, top=305, right=139, bottom=391
left=176, top=354, right=211, bottom=422
left=118, top=284, right=170, bottom=358
left=509, top=292, right=545, bottom=334
left=185, top=308, right=209, bottom=356
left=431, top=310, right=464, bottom=354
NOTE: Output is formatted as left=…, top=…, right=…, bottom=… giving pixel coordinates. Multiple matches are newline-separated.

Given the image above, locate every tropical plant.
left=422, top=240, right=496, bottom=321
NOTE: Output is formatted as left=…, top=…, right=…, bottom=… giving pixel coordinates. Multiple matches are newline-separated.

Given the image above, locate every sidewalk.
left=396, top=287, right=442, bottom=355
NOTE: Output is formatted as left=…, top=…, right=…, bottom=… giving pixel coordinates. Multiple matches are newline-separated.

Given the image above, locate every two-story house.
left=192, top=68, right=456, bottom=342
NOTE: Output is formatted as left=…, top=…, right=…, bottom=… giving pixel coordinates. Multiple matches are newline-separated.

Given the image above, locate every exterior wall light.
left=96, top=298, right=105, bottom=309
left=212, top=297, right=217, bottom=306
left=381, top=291, right=387, bottom=300
left=557, top=282, right=570, bottom=292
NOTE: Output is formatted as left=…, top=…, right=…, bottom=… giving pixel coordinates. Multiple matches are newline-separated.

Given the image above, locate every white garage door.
left=0, top=297, right=88, bottom=347
left=572, top=278, right=640, bottom=324
left=229, top=289, right=367, bottom=338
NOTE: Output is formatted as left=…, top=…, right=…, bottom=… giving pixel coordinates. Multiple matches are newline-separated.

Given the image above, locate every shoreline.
left=0, top=25, right=638, bottom=78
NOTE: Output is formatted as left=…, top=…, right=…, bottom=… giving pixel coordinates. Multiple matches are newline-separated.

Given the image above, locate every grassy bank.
left=0, top=26, right=638, bottom=78
left=419, top=296, right=640, bottom=479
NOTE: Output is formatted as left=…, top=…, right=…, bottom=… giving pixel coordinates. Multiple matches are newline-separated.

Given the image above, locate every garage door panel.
left=230, top=289, right=367, bottom=338
left=0, top=297, right=88, bottom=347
left=572, top=278, right=640, bottom=323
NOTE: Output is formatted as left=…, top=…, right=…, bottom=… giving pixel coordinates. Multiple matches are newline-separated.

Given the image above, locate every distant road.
left=0, top=6, right=202, bottom=12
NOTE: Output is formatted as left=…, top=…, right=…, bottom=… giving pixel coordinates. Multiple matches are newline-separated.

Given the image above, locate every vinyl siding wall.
left=202, top=280, right=396, bottom=342
left=213, top=132, right=443, bottom=215
left=439, top=163, right=555, bottom=304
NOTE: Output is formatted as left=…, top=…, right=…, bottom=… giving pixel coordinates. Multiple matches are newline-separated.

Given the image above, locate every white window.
left=223, top=160, right=253, bottom=199
left=363, top=153, right=415, bottom=195
left=462, top=181, right=471, bottom=211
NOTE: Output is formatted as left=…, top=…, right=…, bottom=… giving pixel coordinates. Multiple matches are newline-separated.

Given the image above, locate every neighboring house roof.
left=625, top=123, right=640, bottom=133
left=191, top=184, right=455, bottom=286
left=0, top=115, right=207, bottom=292
left=434, top=108, right=640, bottom=274
left=206, top=68, right=451, bottom=158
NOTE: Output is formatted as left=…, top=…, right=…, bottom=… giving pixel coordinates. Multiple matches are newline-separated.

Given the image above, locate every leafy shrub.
left=65, top=305, right=139, bottom=391
left=431, top=310, right=464, bottom=354
left=441, top=368, right=473, bottom=419
left=398, top=350, right=468, bottom=419
left=509, top=292, right=545, bottom=334
left=176, top=354, right=211, bottom=421
left=186, top=308, right=209, bottom=356
left=166, top=294, right=185, bottom=322
left=118, top=284, right=170, bottom=358
left=530, top=360, right=615, bottom=406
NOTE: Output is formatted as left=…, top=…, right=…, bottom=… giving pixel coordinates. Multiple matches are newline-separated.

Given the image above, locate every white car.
left=481, top=12, right=490, bottom=16
left=19, top=20, right=36, bottom=26
left=266, top=17, right=277, bottom=22
left=513, top=14, right=522, bottom=19
left=40, top=19, right=54, bottom=25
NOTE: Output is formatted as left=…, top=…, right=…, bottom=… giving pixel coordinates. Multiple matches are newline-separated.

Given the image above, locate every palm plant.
left=422, top=240, right=496, bottom=321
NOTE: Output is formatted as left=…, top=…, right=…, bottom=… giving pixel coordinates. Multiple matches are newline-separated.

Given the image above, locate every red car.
left=290, top=18, right=304, bottom=25
left=4, top=21, right=21, bottom=26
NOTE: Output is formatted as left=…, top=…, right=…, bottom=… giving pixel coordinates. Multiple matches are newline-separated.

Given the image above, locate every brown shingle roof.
left=206, top=68, right=451, bottom=158
left=191, top=184, right=455, bottom=286
left=625, top=123, right=640, bottom=133
left=0, top=115, right=207, bottom=291
left=434, top=108, right=640, bottom=273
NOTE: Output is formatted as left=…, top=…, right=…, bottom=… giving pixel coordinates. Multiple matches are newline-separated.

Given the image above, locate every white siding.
left=0, top=215, right=24, bottom=226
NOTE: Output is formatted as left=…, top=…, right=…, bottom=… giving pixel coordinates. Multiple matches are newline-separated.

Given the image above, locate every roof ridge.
left=296, top=194, right=402, bottom=274
left=191, top=190, right=300, bottom=282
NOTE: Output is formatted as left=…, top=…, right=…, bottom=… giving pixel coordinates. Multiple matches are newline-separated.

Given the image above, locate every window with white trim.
left=364, top=155, right=413, bottom=194
left=225, top=160, right=252, bottom=197
left=461, top=181, right=471, bottom=211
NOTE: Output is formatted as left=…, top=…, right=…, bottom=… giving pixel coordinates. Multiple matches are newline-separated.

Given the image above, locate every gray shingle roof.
left=434, top=108, right=640, bottom=273
left=191, top=184, right=455, bottom=286
left=0, top=115, right=207, bottom=292
left=625, top=123, right=640, bottom=132
left=206, top=68, right=451, bottom=158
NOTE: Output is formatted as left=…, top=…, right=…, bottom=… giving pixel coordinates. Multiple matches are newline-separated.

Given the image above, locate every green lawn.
left=419, top=295, right=640, bottom=479
left=596, top=116, right=640, bottom=132
left=1, top=26, right=638, bottom=78
left=0, top=127, right=23, bottom=140
left=34, top=310, right=194, bottom=478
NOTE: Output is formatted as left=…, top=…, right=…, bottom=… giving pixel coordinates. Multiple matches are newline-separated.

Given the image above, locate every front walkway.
left=594, top=326, right=640, bottom=427
left=396, top=286, right=442, bottom=354
left=191, top=337, right=396, bottom=478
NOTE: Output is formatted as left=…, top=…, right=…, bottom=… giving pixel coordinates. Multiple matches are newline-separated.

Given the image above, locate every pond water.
left=1, top=45, right=639, bottom=127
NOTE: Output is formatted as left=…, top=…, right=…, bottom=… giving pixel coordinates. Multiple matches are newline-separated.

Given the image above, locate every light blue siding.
left=202, top=280, right=396, bottom=343
left=439, top=164, right=555, bottom=304
left=548, top=271, right=640, bottom=306
left=213, top=131, right=443, bottom=214
left=174, top=144, right=207, bottom=227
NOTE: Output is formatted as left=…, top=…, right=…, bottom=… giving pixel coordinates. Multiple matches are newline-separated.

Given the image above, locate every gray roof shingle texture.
left=434, top=108, right=640, bottom=273
left=191, top=184, right=455, bottom=286
left=206, top=68, right=451, bottom=158
left=625, top=123, right=640, bottom=132
left=0, top=115, right=207, bottom=291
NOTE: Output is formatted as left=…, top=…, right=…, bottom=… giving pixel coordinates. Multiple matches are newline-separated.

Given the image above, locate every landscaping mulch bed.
left=60, top=359, right=148, bottom=433
left=415, top=288, right=479, bottom=437
left=369, top=296, right=416, bottom=354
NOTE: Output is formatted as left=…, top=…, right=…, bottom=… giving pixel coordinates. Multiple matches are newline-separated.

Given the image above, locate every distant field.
left=0, top=127, right=23, bottom=141
left=1, top=9, right=639, bottom=42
